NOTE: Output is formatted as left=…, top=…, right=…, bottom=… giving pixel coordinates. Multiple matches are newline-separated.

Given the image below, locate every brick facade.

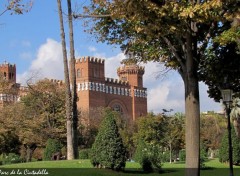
left=75, top=56, right=147, bottom=120
left=0, top=58, right=148, bottom=120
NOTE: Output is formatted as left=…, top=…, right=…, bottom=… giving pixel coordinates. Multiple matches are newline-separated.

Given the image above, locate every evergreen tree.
left=219, top=127, right=240, bottom=164
left=90, top=109, right=126, bottom=170
left=44, top=139, right=62, bottom=161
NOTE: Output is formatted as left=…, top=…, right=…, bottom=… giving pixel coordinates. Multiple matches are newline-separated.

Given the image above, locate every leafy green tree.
left=219, top=126, right=240, bottom=165
left=214, top=11, right=240, bottom=49
left=200, top=112, right=227, bottom=158
left=134, top=139, right=153, bottom=173
left=0, top=79, right=66, bottom=162
left=0, top=131, right=20, bottom=155
left=78, top=1, right=239, bottom=174
left=134, top=139, right=162, bottom=173
left=163, top=113, right=185, bottom=163
left=134, top=113, right=165, bottom=147
left=43, top=139, right=62, bottom=161
left=90, top=109, right=126, bottom=170
left=22, top=79, right=66, bottom=142
left=199, top=43, right=240, bottom=102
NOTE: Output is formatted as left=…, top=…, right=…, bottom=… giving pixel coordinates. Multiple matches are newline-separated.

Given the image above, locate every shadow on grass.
left=123, top=168, right=179, bottom=175
left=201, top=167, right=214, bottom=170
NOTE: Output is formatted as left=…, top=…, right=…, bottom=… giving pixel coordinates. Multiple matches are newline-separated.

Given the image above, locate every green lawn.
left=0, top=159, right=240, bottom=176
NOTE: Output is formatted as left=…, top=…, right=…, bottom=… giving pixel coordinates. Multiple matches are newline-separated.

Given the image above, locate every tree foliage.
left=80, top=1, right=239, bottom=174
left=90, top=109, right=126, bottom=170
left=0, top=0, right=33, bottom=16
left=199, top=43, right=240, bottom=102
left=219, top=126, right=240, bottom=165
left=134, top=113, right=185, bottom=161
left=43, top=139, right=62, bottom=161
left=0, top=79, right=66, bottom=162
left=200, top=112, right=227, bottom=152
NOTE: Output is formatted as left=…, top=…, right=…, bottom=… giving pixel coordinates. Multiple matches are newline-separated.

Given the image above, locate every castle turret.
left=0, top=61, right=16, bottom=83
left=117, top=64, right=144, bottom=88
left=117, top=59, right=147, bottom=120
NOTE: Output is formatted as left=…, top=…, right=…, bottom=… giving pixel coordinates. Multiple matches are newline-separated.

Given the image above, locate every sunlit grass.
left=0, top=158, right=240, bottom=176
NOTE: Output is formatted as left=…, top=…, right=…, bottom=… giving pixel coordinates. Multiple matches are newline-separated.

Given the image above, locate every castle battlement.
left=0, top=63, right=16, bottom=68
left=75, top=56, right=105, bottom=64
left=117, top=65, right=145, bottom=75
left=105, top=77, right=129, bottom=85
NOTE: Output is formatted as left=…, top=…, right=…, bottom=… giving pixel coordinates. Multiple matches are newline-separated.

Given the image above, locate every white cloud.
left=17, top=38, right=64, bottom=84
left=147, top=80, right=185, bottom=113
left=105, top=53, right=125, bottom=78
left=88, top=46, right=97, bottom=52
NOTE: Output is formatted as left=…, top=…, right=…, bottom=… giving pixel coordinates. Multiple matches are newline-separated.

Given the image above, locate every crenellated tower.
left=75, top=56, right=106, bottom=112
left=117, top=62, right=147, bottom=120
left=0, top=61, right=16, bottom=83
left=117, top=64, right=145, bottom=88
left=75, top=56, right=147, bottom=121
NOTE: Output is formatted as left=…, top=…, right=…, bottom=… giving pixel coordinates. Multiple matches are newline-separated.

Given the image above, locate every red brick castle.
left=0, top=58, right=148, bottom=120
left=75, top=56, right=147, bottom=120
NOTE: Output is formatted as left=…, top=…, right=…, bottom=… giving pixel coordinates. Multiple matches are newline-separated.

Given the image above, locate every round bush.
left=43, top=139, right=62, bottom=161
left=2, top=153, right=21, bottom=164
left=79, top=149, right=90, bottom=159
left=133, top=139, right=162, bottom=172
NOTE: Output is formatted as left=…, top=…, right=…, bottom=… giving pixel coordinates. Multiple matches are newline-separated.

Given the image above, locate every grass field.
left=0, top=159, right=240, bottom=176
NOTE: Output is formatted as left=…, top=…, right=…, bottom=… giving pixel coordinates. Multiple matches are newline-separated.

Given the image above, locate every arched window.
left=112, top=104, right=123, bottom=114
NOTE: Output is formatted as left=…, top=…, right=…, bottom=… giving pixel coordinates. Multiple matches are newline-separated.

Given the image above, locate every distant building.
left=0, top=57, right=148, bottom=120
left=0, top=62, right=19, bottom=107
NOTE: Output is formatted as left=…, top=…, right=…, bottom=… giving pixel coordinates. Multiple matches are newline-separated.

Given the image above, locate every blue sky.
left=0, top=0, right=222, bottom=113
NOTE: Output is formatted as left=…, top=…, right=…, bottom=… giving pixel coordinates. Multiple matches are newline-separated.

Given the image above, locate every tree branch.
left=73, top=14, right=111, bottom=19
left=162, top=36, right=186, bottom=71
left=0, top=9, right=8, bottom=16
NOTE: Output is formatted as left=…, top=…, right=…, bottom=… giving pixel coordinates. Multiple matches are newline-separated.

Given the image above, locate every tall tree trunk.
left=57, top=0, right=75, bottom=160
left=182, top=33, right=200, bottom=176
left=67, top=0, right=79, bottom=159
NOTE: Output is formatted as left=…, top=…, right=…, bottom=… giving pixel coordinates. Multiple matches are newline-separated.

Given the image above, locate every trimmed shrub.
left=1, top=153, right=21, bottom=165
left=43, top=139, right=62, bottom=161
left=200, top=142, right=208, bottom=169
left=219, top=127, right=240, bottom=165
left=133, top=139, right=162, bottom=172
left=179, top=149, right=186, bottom=162
left=79, top=149, right=90, bottom=159
left=90, top=109, right=127, bottom=170
left=133, top=139, right=153, bottom=172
